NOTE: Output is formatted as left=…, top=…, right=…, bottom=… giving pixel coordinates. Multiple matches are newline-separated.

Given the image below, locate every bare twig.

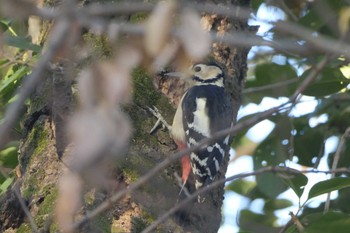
left=17, top=0, right=350, bottom=59
left=142, top=166, right=350, bottom=233
left=289, top=56, right=330, bottom=104
left=243, top=79, right=298, bottom=94
left=324, top=126, right=350, bottom=213
left=289, top=212, right=305, bottom=232
left=274, top=21, right=350, bottom=60
left=141, top=167, right=276, bottom=233
left=276, top=1, right=298, bottom=22
left=312, top=139, right=326, bottom=169
left=13, top=183, right=39, bottom=233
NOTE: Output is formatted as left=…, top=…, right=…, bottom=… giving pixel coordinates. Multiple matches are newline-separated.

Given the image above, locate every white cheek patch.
left=187, top=98, right=210, bottom=137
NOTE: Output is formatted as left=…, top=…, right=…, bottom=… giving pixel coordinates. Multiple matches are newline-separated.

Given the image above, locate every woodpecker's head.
left=190, top=63, right=224, bottom=87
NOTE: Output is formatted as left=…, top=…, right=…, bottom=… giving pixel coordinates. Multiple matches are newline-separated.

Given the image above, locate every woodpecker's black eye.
left=194, top=66, right=201, bottom=72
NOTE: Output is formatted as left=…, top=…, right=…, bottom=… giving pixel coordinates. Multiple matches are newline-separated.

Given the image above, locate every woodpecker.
left=171, top=63, right=233, bottom=193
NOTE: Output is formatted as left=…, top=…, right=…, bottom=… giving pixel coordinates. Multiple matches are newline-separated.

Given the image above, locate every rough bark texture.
left=0, top=1, right=252, bottom=233
left=154, top=1, right=252, bottom=231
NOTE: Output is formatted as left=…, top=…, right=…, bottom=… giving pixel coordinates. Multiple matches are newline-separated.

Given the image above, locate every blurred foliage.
left=229, top=0, right=350, bottom=232
left=0, top=16, right=34, bottom=196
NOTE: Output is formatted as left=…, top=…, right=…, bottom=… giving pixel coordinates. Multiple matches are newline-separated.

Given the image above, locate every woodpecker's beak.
left=162, top=66, right=194, bottom=79
left=163, top=72, right=186, bottom=78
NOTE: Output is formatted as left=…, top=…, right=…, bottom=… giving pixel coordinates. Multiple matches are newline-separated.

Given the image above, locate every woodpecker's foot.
left=147, top=106, right=172, bottom=134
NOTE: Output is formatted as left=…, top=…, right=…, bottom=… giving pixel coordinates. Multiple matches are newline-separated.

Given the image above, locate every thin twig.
left=13, top=182, right=39, bottom=233
left=289, top=212, right=305, bottom=232
left=289, top=56, right=330, bottom=104
left=324, top=126, right=350, bottom=213
left=277, top=1, right=298, bottom=22
left=141, top=166, right=350, bottom=233
left=141, top=167, right=275, bottom=233
left=243, top=79, right=298, bottom=94
left=19, top=0, right=350, bottom=59
left=274, top=21, right=350, bottom=60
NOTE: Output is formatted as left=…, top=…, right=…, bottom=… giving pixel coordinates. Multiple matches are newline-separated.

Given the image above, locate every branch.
left=20, top=1, right=350, bottom=59
left=289, top=56, right=330, bottom=104
left=141, top=166, right=350, bottom=233
left=274, top=21, right=350, bottom=60
left=243, top=79, right=298, bottom=94
left=324, top=126, right=350, bottom=213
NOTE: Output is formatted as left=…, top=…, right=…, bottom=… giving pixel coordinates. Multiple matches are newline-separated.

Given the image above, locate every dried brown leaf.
left=144, top=0, right=177, bottom=57
left=78, top=47, right=140, bottom=107
left=56, top=172, right=83, bottom=233
left=178, top=9, right=211, bottom=61
left=107, top=23, right=120, bottom=42
left=1, top=0, right=37, bottom=19
left=68, top=107, right=131, bottom=171
left=77, top=68, right=97, bottom=108
left=151, top=40, right=180, bottom=72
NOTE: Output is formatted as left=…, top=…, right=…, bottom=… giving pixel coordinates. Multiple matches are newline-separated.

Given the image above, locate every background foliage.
left=225, top=0, right=350, bottom=232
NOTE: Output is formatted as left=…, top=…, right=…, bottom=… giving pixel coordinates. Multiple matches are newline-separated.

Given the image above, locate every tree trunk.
left=0, top=1, right=252, bottom=232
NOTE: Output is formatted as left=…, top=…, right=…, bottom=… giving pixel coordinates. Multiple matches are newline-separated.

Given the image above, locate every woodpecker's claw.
left=147, top=106, right=172, bottom=134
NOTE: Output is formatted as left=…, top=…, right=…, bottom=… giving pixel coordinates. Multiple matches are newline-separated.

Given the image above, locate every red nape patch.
left=181, top=155, right=191, bottom=183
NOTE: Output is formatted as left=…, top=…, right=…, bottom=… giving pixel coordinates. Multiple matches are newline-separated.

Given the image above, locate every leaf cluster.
left=228, top=0, right=350, bottom=232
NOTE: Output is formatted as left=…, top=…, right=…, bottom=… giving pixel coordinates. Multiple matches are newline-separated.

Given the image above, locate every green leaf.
left=226, top=179, right=256, bottom=197
left=337, top=187, right=350, bottom=213
left=285, top=225, right=298, bottom=233
left=239, top=209, right=279, bottom=233
left=293, top=118, right=324, bottom=167
left=246, top=63, right=297, bottom=103
left=255, top=172, right=288, bottom=199
left=281, top=171, right=308, bottom=198
left=252, top=0, right=264, bottom=10
left=298, top=8, right=324, bottom=31
left=0, top=177, right=14, bottom=195
left=0, top=65, right=30, bottom=101
left=4, top=35, right=41, bottom=53
left=297, top=0, right=344, bottom=37
left=264, top=199, right=293, bottom=212
left=0, top=146, right=18, bottom=168
left=253, top=117, right=293, bottom=198
left=0, top=58, right=9, bottom=66
left=302, top=212, right=350, bottom=233
left=301, top=67, right=350, bottom=97
left=307, top=177, right=350, bottom=200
